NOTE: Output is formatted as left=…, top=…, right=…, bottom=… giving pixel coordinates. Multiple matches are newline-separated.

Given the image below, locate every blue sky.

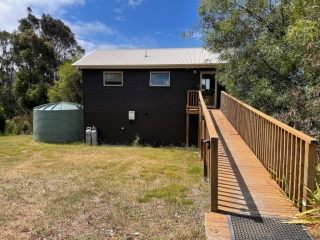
left=0, top=0, right=202, bottom=54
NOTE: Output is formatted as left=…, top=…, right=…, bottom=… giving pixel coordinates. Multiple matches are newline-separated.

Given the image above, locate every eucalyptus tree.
left=12, top=8, right=82, bottom=110
left=41, top=14, right=78, bottom=65
left=0, top=30, right=20, bottom=118
left=187, top=0, right=320, bottom=142
left=12, top=10, right=56, bottom=110
left=0, top=30, right=14, bottom=87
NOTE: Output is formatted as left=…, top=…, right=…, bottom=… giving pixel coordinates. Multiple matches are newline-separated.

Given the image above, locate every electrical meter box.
left=129, top=111, right=135, bottom=120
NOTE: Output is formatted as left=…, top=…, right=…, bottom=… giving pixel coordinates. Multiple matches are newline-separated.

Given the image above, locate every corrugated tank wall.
left=33, top=102, right=84, bottom=143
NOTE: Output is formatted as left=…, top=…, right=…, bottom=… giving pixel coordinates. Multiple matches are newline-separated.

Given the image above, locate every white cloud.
left=67, top=21, right=116, bottom=37
left=154, top=31, right=161, bottom=35
left=191, top=32, right=202, bottom=40
left=130, top=35, right=158, bottom=48
left=0, top=0, right=156, bottom=58
left=78, top=35, right=158, bottom=54
left=167, top=34, right=174, bottom=37
left=116, top=16, right=126, bottom=21
left=128, top=0, right=143, bottom=7
left=77, top=39, right=96, bottom=54
left=77, top=39, right=137, bottom=54
left=0, top=0, right=84, bottom=32
left=97, top=42, right=138, bottom=49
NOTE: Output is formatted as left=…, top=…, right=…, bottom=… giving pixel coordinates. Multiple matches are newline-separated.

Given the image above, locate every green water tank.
left=33, top=102, right=84, bottom=143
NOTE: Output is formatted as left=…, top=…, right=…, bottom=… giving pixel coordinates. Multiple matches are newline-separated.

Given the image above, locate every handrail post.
left=203, top=138, right=207, bottom=182
left=198, top=103, right=202, bottom=151
left=210, top=137, right=219, bottom=212
left=200, top=137, right=204, bottom=160
left=186, top=113, right=189, bottom=147
left=302, top=142, right=317, bottom=212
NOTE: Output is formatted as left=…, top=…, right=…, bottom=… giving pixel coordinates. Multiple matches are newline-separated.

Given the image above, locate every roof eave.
left=71, top=63, right=224, bottom=69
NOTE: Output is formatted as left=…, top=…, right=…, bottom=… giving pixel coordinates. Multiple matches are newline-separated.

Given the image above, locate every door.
left=200, top=72, right=217, bottom=108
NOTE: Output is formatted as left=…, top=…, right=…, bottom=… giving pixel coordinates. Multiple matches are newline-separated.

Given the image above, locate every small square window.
left=103, top=72, right=123, bottom=86
left=150, top=72, right=170, bottom=87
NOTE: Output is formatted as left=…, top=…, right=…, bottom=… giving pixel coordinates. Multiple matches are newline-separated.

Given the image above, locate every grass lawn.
left=0, top=135, right=210, bottom=239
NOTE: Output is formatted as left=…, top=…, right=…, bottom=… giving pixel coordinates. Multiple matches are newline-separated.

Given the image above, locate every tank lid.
left=33, top=102, right=83, bottom=111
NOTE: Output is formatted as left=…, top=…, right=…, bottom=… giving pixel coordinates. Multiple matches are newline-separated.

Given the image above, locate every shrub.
left=5, top=113, right=33, bottom=135
left=4, top=120, right=17, bottom=135
left=0, top=107, right=5, bottom=134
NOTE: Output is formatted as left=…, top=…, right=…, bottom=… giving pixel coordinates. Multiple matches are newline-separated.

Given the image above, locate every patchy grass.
left=138, top=184, right=190, bottom=204
left=187, top=165, right=202, bottom=175
left=0, top=135, right=210, bottom=239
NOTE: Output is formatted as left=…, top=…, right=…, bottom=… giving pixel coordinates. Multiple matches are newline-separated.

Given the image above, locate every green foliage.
left=0, top=31, right=19, bottom=117
left=12, top=11, right=56, bottom=109
left=276, top=169, right=320, bottom=223
left=0, top=86, right=17, bottom=118
left=187, top=165, right=202, bottom=174
left=0, top=30, right=15, bottom=88
left=9, top=8, right=84, bottom=111
left=40, top=14, right=78, bottom=65
left=0, top=107, right=5, bottom=133
left=4, top=113, right=32, bottom=135
left=0, top=8, right=85, bottom=131
left=268, top=168, right=277, bottom=180
left=47, top=58, right=83, bottom=103
left=187, top=0, right=320, bottom=161
left=290, top=179, right=320, bottom=224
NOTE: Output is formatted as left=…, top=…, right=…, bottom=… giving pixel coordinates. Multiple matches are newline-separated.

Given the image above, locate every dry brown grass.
left=0, top=135, right=209, bottom=239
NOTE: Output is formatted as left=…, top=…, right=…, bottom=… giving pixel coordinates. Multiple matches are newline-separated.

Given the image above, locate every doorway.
left=200, top=72, right=217, bottom=108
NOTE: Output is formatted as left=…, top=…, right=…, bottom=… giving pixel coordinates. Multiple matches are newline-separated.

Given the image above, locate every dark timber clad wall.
left=217, top=84, right=225, bottom=108
left=83, top=69, right=205, bottom=146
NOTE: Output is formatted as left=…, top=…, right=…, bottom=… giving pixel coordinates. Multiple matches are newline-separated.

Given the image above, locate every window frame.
left=103, top=71, right=123, bottom=86
left=149, top=71, right=170, bottom=87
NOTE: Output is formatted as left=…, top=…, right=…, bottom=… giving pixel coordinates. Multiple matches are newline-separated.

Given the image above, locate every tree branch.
left=260, top=56, right=292, bottom=84
left=232, top=1, right=275, bottom=33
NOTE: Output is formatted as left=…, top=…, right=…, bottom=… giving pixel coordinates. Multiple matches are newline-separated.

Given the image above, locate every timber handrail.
left=186, top=90, right=199, bottom=109
left=221, top=91, right=317, bottom=211
left=186, top=90, right=200, bottom=146
left=198, top=91, right=219, bottom=212
left=221, top=92, right=316, bottom=144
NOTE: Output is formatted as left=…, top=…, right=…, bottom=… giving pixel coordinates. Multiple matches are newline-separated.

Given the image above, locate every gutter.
left=71, top=63, right=224, bottom=70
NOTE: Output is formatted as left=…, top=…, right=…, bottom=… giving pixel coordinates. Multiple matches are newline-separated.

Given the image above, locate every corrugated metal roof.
left=34, top=102, right=83, bottom=111
left=72, top=48, right=222, bottom=69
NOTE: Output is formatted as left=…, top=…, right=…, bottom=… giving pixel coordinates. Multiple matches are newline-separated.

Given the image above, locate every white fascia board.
left=71, top=63, right=223, bottom=70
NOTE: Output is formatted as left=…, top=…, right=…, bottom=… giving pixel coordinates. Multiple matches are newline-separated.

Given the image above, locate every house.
left=72, top=48, right=223, bottom=146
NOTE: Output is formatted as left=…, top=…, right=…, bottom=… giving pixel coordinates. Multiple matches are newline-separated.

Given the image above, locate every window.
left=150, top=72, right=170, bottom=87
left=103, top=72, right=123, bottom=86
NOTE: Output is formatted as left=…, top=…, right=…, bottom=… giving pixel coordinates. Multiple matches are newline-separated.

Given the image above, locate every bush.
left=4, top=120, right=17, bottom=135
left=5, top=113, right=33, bottom=135
left=0, top=107, right=5, bottom=134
